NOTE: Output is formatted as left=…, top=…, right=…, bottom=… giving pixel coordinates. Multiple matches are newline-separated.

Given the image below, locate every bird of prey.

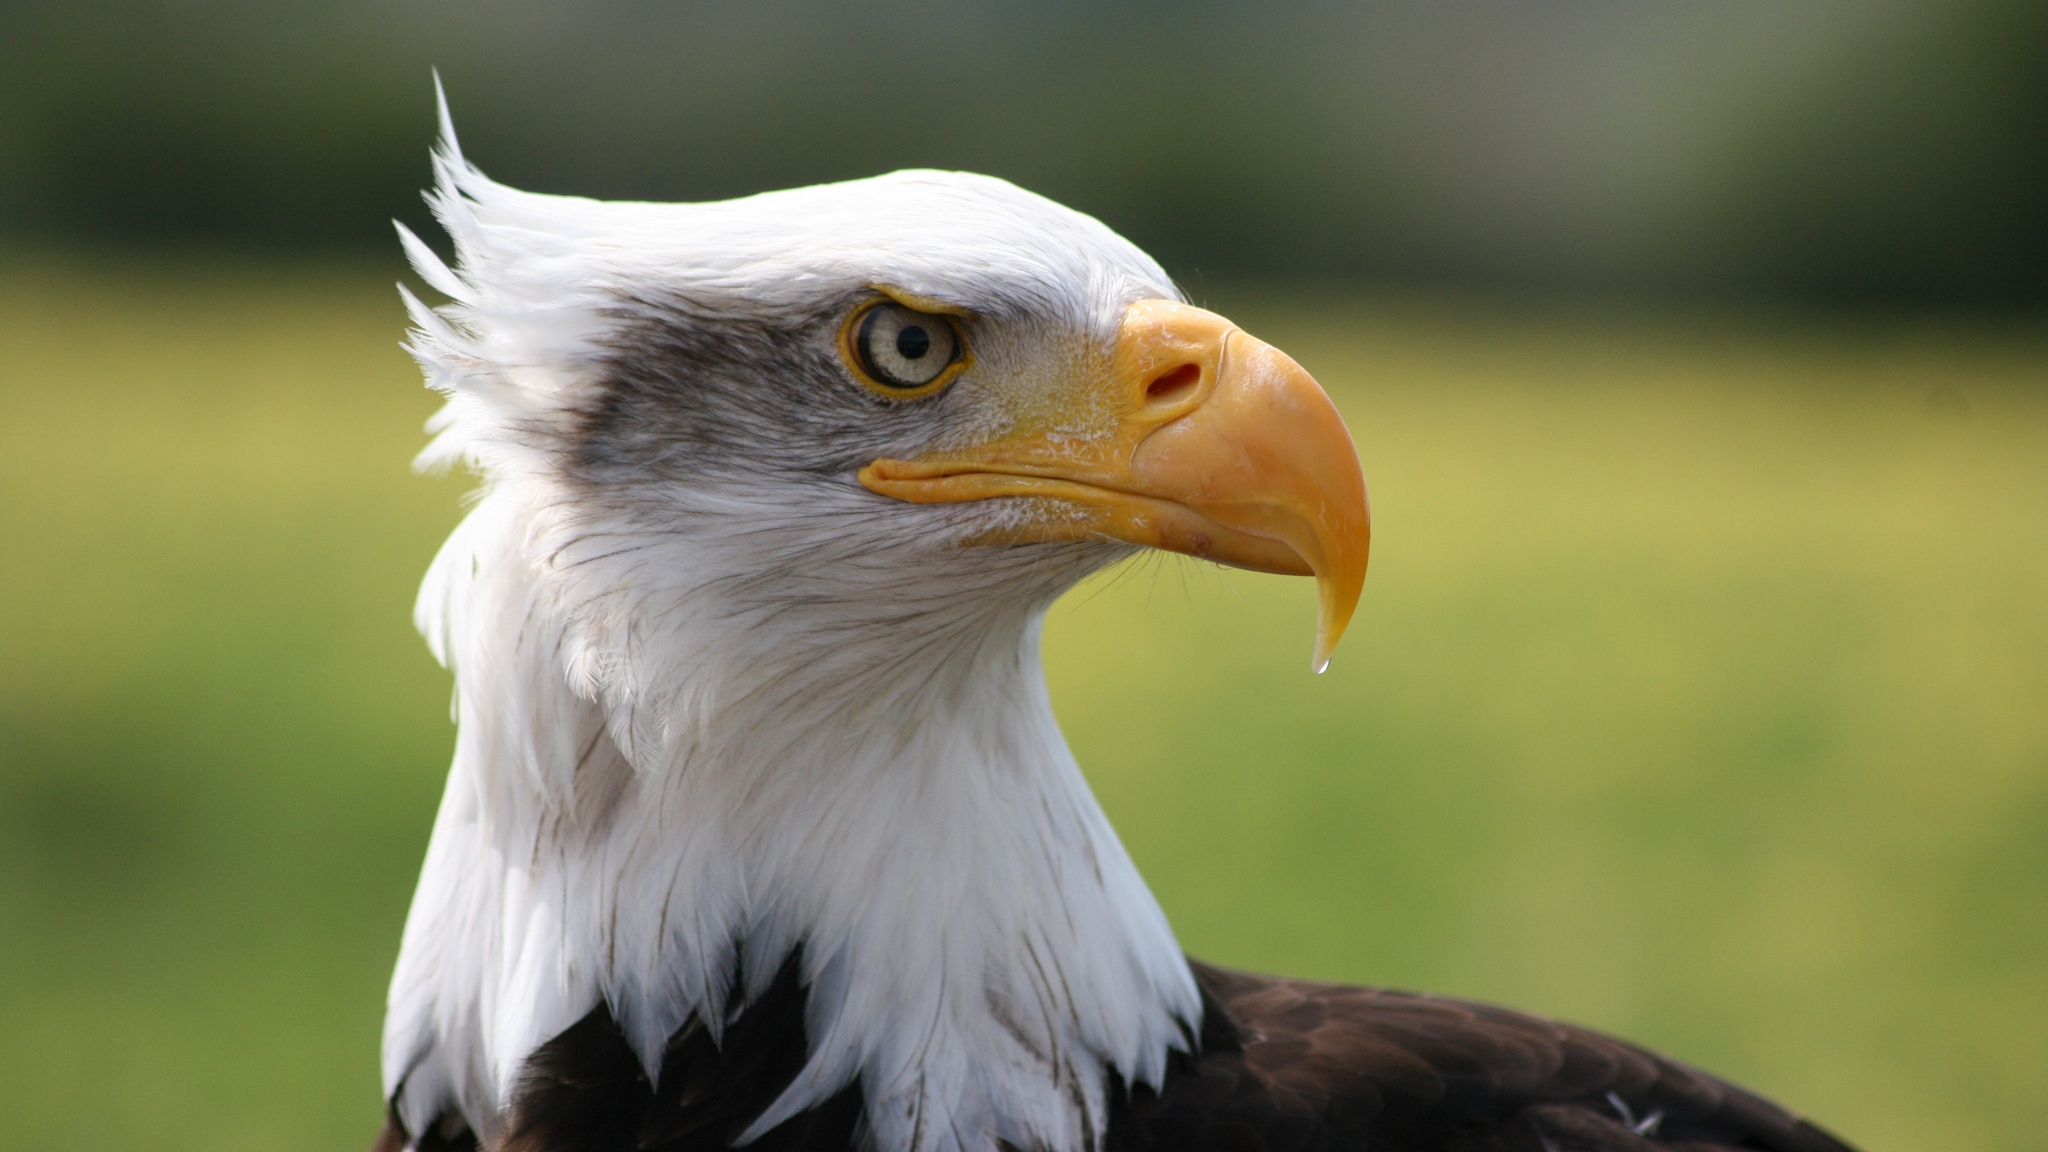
left=373, top=104, right=1857, bottom=1152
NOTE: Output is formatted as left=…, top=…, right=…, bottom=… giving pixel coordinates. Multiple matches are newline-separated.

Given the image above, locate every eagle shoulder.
left=372, top=958, right=1859, bottom=1152
left=1103, top=962, right=1858, bottom=1152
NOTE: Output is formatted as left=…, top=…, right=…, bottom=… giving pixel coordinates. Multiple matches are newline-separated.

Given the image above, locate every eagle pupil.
left=896, top=326, right=931, bottom=360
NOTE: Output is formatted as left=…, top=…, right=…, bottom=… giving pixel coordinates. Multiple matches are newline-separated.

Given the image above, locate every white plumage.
left=384, top=101, right=1203, bottom=1152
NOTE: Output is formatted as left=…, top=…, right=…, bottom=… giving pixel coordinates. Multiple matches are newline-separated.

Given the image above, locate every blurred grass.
left=0, top=259, right=2042, bottom=1152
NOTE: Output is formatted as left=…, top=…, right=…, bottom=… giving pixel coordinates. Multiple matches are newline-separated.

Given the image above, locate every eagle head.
left=403, top=129, right=1366, bottom=686
left=384, top=98, right=1368, bottom=1152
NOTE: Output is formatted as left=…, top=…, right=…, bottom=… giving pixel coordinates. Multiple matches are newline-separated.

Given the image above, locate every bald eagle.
left=373, top=101, right=1856, bottom=1152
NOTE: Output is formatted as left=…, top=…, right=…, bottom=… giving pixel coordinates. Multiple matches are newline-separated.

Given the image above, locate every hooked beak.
left=860, top=299, right=1370, bottom=672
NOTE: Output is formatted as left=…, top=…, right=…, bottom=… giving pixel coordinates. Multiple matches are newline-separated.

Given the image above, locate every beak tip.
left=1310, top=626, right=1339, bottom=675
left=1309, top=565, right=1362, bottom=675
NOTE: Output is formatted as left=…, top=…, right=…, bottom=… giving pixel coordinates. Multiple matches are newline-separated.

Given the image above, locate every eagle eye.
left=845, top=300, right=966, bottom=397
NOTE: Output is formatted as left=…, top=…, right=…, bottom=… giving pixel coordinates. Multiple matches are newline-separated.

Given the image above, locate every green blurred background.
left=0, top=4, right=2043, bottom=1151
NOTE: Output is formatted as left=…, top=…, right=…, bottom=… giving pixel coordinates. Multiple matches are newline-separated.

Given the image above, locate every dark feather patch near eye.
left=568, top=296, right=961, bottom=490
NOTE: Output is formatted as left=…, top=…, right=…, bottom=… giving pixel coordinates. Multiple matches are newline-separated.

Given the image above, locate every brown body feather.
left=1108, top=963, right=1854, bottom=1152
left=375, top=960, right=1854, bottom=1152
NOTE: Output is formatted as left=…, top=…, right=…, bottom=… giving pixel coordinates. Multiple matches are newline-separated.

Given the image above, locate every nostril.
left=1145, top=363, right=1202, bottom=404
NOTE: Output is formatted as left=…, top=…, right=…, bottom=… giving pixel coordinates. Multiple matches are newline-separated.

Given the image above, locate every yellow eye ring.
left=840, top=288, right=972, bottom=400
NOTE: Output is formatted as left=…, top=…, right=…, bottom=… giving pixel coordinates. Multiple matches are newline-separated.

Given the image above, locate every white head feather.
left=382, top=97, right=1201, bottom=1152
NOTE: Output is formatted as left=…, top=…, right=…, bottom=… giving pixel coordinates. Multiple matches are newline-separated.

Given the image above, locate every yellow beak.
left=860, top=299, right=1370, bottom=671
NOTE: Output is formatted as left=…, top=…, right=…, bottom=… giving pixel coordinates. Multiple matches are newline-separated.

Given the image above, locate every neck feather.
left=383, top=487, right=1200, bottom=1152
